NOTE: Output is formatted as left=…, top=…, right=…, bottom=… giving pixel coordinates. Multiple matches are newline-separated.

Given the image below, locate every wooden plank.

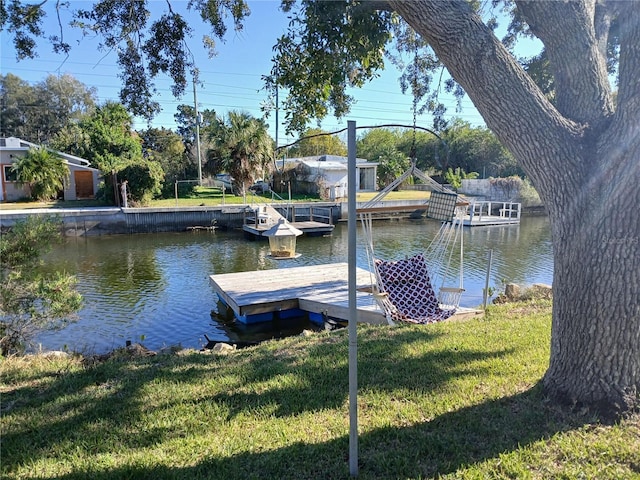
left=209, top=263, right=373, bottom=317
left=298, top=291, right=387, bottom=325
left=243, top=221, right=334, bottom=237
left=209, top=263, right=482, bottom=324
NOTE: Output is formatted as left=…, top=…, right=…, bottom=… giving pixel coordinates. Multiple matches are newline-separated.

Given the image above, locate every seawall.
left=0, top=201, right=546, bottom=236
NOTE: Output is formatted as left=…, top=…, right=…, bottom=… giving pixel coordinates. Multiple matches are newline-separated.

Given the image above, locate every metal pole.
left=194, top=79, right=203, bottom=186
left=483, top=249, right=493, bottom=309
left=347, top=120, right=358, bottom=477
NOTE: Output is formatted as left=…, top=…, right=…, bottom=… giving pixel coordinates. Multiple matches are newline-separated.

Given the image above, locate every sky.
left=1, top=1, right=515, bottom=145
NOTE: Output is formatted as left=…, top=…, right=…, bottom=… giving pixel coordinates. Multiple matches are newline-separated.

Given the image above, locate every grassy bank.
left=1, top=300, right=638, bottom=479
left=0, top=189, right=430, bottom=210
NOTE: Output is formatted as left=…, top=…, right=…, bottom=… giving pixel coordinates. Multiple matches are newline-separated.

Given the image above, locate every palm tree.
left=212, top=111, right=273, bottom=194
left=12, top=147, right=69, bottom=201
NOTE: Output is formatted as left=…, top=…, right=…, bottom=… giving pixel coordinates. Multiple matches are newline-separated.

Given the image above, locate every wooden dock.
left=209, top=263, right=482, bottom=325
left=463, top=201, right=521, bottom=227
left=243, top=204, right=335, bottom=237
left=242, top=220, right=335, bottom=237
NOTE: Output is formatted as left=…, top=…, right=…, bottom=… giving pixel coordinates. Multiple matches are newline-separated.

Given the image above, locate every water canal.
left=35, top=216, right=553, bottom=354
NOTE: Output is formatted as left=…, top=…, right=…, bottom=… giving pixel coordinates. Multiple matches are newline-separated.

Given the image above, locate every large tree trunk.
left=390, top=0, right=640, bottom=416
left=545, top=140, right=640, bottom=417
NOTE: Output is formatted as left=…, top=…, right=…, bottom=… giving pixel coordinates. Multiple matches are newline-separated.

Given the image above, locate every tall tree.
left=441, top=120, right=521, bottom=178
left=209, top=111, right=273, bottom=194
left=52, top=101, right=143, bottom=173
left=5, top=0, right=638, bottom=417
left=287, top=128, right=348, bottom=157
left=138, top=127, right=188, bottom=196
left=174, top=105, right=219, bottom=177
left=0, top=73, right=97, bottom=143
left=357, top=128, right=410, bottom=188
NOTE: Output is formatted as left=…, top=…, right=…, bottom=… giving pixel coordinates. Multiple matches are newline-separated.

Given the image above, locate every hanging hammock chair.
left=359, top=163, right=468, bottom=326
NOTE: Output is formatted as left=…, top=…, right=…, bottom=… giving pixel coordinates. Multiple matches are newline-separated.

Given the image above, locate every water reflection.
left=35, top=216, right=552, bottom=354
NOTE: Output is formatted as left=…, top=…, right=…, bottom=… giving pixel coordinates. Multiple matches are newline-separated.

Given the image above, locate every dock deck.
left=243, top=204, right=335, bottom=237
left=209, top=263, right=482, bottom=325
left=242, top=221, right=335, bottom=237
left=463, top=201, right=521, bottom=227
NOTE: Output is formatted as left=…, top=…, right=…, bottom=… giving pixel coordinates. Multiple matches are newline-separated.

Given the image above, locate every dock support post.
left=347, top=120, right=359, bottom=477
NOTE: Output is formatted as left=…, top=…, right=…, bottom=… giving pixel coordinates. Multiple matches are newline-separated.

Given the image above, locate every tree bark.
left=389, top=0, right=640, bottom=416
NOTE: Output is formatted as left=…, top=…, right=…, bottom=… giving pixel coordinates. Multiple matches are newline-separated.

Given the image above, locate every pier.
left=209, top=263, right=483, bottom=326
left=463, top=201, right=521, bottom=226
left=242, top=204, right=335, bottom=238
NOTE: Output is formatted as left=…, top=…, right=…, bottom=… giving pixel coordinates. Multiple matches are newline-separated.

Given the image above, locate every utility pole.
left=193, top=78, right=203, bottom=186
left=275, top=87, right=279, bottom=154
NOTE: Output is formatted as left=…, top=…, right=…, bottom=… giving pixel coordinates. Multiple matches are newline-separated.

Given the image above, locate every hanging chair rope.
left=357, top=37, right=466, bottom=325
left=359, top=183, right=467, bottom=325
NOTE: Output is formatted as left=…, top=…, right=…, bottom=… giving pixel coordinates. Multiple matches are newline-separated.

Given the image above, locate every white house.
left=284, top=155, right=377, bottom=200
left=0, top=137, right=101, bottom=202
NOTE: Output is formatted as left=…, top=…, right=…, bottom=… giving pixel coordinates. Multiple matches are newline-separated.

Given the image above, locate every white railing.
left=467, top=201, right=521, bottom=222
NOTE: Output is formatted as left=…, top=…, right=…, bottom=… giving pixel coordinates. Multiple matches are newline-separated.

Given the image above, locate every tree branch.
left=607, top=1, right=640, bottom=152
left=387, top=0, right=584, bottom=201
left=516, top=0, right=614, bottom=127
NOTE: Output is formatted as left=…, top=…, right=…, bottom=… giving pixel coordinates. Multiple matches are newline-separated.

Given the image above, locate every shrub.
left=11, top=147, right=69, bottom=201
left=0, top=217, right=82, bottom=355
left=118, top=160, right=165, bottom=206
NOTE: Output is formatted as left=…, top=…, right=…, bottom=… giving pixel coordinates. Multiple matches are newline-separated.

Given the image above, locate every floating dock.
left=243, top=220, right=335, bottom=237
left=463, top=201, right=521, bottom=226
left=243, top=204, right=335, bottom=238
left=209, top=263, right=483, bottom=326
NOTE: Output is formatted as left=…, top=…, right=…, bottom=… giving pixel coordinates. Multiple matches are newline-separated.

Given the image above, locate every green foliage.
left=269, top=1, right=393, bottom=133
left=442, top=120, right=521, bottom=177
left=0, top=73, right=97, bottom=143
left=118, top=160, right=165, bottom=206
left=174, top=105, right=220, bottom=178
left=287, top=128, right=347, bottom=157
left=0, top=217, right=81, bottom=355
left=138, top=127, right=189, bottom=197
left=208, top=110, right=273, bottom=193
left=357, top=128, right=400, bottom=161
left=51, top=101, right=143, bottom=173
left=444, top=167, right=479, bottom=190
left=11, top=146, right=69, bottom=201
left=374, top=146, right=411, bottom=189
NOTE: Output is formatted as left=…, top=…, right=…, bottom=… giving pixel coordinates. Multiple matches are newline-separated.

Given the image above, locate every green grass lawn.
left=0, top=188, right=430, bottom=210
left=2, top=299, right=638, bottom=479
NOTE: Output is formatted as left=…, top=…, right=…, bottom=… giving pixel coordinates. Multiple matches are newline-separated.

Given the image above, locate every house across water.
left=0, top=137, right=100, bottom=202
left=272, top=154, right=378, bottom=201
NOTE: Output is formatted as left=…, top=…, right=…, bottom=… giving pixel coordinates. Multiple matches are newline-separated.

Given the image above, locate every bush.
left=444, top=167, right=479, bottom=190
left=11, top=147, right=69, bottom=201
left=118, top=160, right=165, bottom=206
left=0, top=217, right=82, bottom=355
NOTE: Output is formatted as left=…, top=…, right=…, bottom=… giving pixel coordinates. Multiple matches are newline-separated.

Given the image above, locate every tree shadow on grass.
left=1, top=326, right=587, bottom=479
left=207, top=327, right=516, bottom=420
left=27, top=385, right=587, bottom=480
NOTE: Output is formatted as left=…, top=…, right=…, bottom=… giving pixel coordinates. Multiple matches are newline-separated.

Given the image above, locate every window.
left=3, top=165, right=18, bottom=182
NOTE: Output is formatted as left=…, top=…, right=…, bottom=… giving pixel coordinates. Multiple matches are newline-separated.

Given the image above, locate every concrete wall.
left=460, top=179, right=493, bottom=198
left=0, top=203, right=341, bottom=236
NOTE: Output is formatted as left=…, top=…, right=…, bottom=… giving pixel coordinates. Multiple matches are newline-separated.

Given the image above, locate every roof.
left=0, top=137, right=98, bottom=171
left=289, top=154, right=377, bottom=170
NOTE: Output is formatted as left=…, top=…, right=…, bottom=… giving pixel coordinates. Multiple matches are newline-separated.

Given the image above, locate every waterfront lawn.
left=2, top=300, right=638, bottom=479
left=0, top=189, right=430, bottom=210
